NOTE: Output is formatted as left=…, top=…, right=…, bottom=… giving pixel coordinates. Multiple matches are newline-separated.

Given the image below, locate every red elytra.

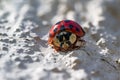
left=48, top=20, right=85, bottom=44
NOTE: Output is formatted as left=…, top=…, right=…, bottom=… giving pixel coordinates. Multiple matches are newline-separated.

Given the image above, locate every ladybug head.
left=52, top=31, right=77, bottom=50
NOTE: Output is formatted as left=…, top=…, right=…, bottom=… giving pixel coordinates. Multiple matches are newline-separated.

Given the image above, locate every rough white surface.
left=0, top=0, right=120, bottom=80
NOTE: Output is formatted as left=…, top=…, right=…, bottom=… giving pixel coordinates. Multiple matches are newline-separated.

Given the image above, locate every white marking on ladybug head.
left=69, top=33, right=76, bottom=44
left=53, top=37, right=60, bottom=47
left=59, top=31, right=67, bottom=35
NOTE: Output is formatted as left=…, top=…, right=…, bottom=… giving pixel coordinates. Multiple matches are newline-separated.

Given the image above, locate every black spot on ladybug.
left=55, top=21, right=61, bottom=25
left=54, top=28, right=57, bottom=33
left=56, top=34, right=63, bottom=42
left=60, top=25, right=65, bottom=31
left=64, top=20, right=70, bottom=23
left=69, top=25, right=73, bottom=29
left=64, top=32, right=71, bottom=40
left=76, top=27, right=80, bottom=32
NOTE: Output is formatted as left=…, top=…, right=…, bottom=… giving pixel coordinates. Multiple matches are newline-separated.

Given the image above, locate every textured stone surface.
left=0, top=0, right=120, bottom=80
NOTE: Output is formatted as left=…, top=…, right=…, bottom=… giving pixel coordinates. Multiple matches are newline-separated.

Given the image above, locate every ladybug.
left=48, top=20, right=86, bottom=52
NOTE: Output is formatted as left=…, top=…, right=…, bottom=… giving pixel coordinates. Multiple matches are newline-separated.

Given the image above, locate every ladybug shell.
left=48, top=20, right=85, bottom=44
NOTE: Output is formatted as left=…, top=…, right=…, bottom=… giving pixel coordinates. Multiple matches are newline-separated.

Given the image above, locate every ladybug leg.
left=75, top=38, right=86, bottom=48
left=51, top=45, right=61, bottom=52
